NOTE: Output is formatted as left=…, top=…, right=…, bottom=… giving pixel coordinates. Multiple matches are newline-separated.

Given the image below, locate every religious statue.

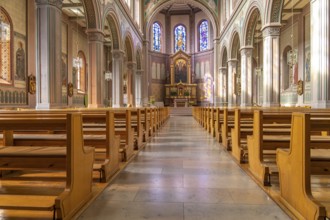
left=15, top=42, right=25, bottom=81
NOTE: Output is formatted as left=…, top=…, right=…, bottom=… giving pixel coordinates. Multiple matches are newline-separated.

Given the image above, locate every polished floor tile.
left=78, top=116, right=290, bottom=219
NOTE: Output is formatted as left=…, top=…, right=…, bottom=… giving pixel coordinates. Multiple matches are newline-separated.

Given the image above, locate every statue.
left=15, top=42, right=25, bottom=81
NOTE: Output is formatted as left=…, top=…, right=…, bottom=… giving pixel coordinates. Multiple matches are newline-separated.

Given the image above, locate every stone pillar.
left=112, top=50, right=124, bottom=107
left=87, top=30, right=104, bottom=108
left=36, top=0, right=62, bottom=109
left=127, top=62, right=137, bottom=107
left=311, top=0, right=330, bottom=108
left=227, top=59, right=238, bottom=107
left=219, top=67, right=227, bottom=106
left=136, top=70, right=143, bottom=106
left=142, top=40, right=150, bottom=105
left=240, top=46, right=254, bottom=107
left=262, top=25, right=281, bottom=107
left=213, top=38, right=221, bottom=105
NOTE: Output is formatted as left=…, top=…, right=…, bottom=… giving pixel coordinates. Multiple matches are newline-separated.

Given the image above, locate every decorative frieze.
left=262, top=26, right=281, bottom=37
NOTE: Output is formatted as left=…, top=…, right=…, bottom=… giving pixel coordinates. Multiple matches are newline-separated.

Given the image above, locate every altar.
left=164, top=50, right=197, bottom=107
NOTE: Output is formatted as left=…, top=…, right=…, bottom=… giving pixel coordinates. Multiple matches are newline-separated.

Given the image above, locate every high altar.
left=165, top=51, right=197, bottom=107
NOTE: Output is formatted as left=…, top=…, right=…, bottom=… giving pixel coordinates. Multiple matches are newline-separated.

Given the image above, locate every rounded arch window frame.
left=173, top=23, right=187, bottom=53
left=152, top=21, right=162, bottom=52
left=77, top=50, right=87, bottom=93
left=0, top=6, right=14, bottom=85
left=198, top=19, right=209, bottom=52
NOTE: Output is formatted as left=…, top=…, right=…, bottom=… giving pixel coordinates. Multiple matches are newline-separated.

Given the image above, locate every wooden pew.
left=231, top=109, right=254, bottom=163
left=247, top=110, right=292, bottom=185
left=0, top=113, right=94, bottom=219
left=1, top=111, right=120, bottom=183
left=277, top=113, right=330, bottom=220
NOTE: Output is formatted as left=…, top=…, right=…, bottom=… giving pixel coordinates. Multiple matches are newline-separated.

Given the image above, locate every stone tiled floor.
left=78, top=116, right=290, bottom=220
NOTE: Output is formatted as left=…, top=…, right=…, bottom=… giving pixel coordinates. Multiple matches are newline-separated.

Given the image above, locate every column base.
left=36, top=103, right=63, bottom=110
left=262, top=102, right=280, bottom=107
left=88, top=104, right=104, bottom=108
left=311, top=101, right=330, bottom=108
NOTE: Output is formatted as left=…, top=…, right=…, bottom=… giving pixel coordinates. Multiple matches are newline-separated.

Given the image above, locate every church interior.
left=0, top=0, right=329, bottom=219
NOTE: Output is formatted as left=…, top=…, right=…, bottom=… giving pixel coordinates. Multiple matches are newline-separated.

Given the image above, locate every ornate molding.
left=112, top=50, right=125, bottom=59
left=126, top=62, right=137, bottom=70
left=240, top=47, right=254, bottom=57
left=271, top=0, right=282, bottom=23
left=35, top=0, right=62, bottom=9
left=262, top=26, right=281, bottom=37
left=87, top=30, right=105, bottom=42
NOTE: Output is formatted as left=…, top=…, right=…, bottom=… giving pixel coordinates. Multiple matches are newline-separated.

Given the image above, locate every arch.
left=145, top=0, right=219, bottom=41
left=265, top=0, right=284, bottom=24
left=198, top=19, right=209, bottom=51
left=124, top=33, right=134, bottom=62
left=103, top=11, right=121, bottom=50
left=243, top=2, right=263, bottom=46
left=82, top=0, right=100, bottom=29
left=229, top=32, right=241, bottom=59
left=221, top=46, right=228, bottom=67
left=0, top=6, right=14, bottom=84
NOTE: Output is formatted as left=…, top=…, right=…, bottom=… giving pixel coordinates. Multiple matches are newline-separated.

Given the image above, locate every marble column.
left=127, top=62, right=137, bottom=107
left=311, top=0, right=330, bottom=108
left=142, top=40, right=150, bottom=105
left=87, top=30, right=104, bottom=108
left=36, top=0, right=62, bottom=109
left=135, top=70, right=143, bottom=106
left=112, top=50, right=124, bottom=107
left=240, top=46, right=254, bottom=107
left=262, top=25, right=281, bottom=107
left=227, top=59, right=238, bottom=107
left=213, top=38, right=221, bottom=106
left=219, top=67, right=227, bottom=106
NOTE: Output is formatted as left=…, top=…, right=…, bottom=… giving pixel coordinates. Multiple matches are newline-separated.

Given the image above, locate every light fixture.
left=287, top=0, right=298, bottom=68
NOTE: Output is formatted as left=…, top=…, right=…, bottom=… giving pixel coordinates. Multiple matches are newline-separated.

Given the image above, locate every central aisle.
left=79, top=116, right=290, bottom=220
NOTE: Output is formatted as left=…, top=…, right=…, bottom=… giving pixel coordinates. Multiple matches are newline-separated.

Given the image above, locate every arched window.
left=174, top=25, right=186, bottom=52
left=77, top=51, right=86, bottom=92
left=199, top=20, right=208, bottom=51
left=153, top=22, right=161, bottom=52
left=0, top=8, right=12, bottom=84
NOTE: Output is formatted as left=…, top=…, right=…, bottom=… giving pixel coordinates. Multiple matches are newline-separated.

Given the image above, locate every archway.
left=124, top=34, right=135, bottom=106
left=230, top=32, right=241, bottom=106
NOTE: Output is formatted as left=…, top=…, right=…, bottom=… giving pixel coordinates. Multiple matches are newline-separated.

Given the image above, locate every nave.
left=78, top=116, right=289, bottom=220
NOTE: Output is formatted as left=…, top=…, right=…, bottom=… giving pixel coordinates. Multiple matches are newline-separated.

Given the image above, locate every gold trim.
left=28, top=75, right=36, bottom=95
left=68, top=82, right=74, bottom=97
left=297, top=80, right=304, bottom=96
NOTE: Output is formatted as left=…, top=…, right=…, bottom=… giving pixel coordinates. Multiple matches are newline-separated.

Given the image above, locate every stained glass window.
left=175, top=25, right=186, bottom=52
left=77, top=51, right=86, bottom=92
left=153, top=22, right=161, bottom=52
left=199, top=20, right=208, bottom=51
left=0, top=8, right=12, bottom=84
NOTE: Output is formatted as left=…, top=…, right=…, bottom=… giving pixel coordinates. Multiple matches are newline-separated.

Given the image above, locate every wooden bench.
left=0, top=113, right=94, bottom=219
left=277, top=113, right=330, bottom=220
left=1, top=111, right=120, bottom=183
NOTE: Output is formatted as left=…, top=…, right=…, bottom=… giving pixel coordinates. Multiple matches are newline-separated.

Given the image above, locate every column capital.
left=262, top=25, right=281, bottom=37
left=240, top=46, right=254, bottom=56
left=36, top=0, right=62, bottom=9
left=219, top=67, right=227, bottom=71
left=227, top=59, right=238, bottom=63
left=112, top=50, right=125, bottom=59
left=127, top=61, right=137, bottom=70
left=136, top=70, right=144, bottom=75
left=86, top=29, right=104, bottom=42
